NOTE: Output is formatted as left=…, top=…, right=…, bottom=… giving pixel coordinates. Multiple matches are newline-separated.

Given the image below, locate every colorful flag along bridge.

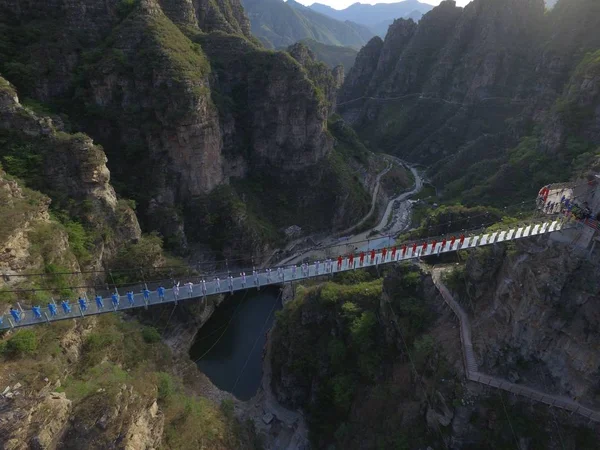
left=0, top=217, right=577, bottom=331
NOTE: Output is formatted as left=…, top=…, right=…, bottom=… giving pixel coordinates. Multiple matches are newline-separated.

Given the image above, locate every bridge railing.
left=0, top=218, right=572, bottom=331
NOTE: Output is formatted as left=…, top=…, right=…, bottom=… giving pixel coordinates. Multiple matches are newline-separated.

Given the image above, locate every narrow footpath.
left=430, top=267, right=600, bottom=423
left=335, top=159, right=393, bottom=237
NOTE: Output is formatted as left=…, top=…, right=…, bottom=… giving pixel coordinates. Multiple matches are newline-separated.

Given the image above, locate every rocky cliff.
left=448, top=237, right=600, bottom=407
left=270, top=261, right=600, bottom=449
left=0, top=0, right=367, bottom=258
left=0, top=76, right=141, bottom=285
left=339, top=0, right=600, bottom=208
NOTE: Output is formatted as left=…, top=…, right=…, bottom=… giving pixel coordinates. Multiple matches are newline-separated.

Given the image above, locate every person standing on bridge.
left=279, top=267, right=285, bottom=281
left=96, top=295, right=104, bottom=310
left=78, top=297, right=88, bottom=312
left=442, top=238, right=447, bottom=252
left=401, top=245, right=407, bottom=259
left=186, top=281, right=194, bottom=297
left=266, top=268, right=272, bottom=283
left=450, top=236, right=456, bottom=248
left=126, top=291, right=135, bottom=307
left=61, top=300, right=71, bottom=314
left=241, top=272, right=247, bottom=288
left=215, top=277, right=221, bottom=292
left=10, top=307, right=21, bottom=323
left=173, top=283, right=180, bottom=301
left=292, top=265, right=297, bottom=278
left=157, top=286, right=165, bottom=301
left=33, top=305, right=42, bottom=319
left=143, top=288, right=151, bottom=303
left=337, top=255, right=343, bottom=271
left=370, top=249, right=376, bottom=264
left=392, top=246, right=397, bottom=260
left=421, top=242, right=428, bottom=255
left=459, top=234, right=465, bottom=248
left=412, top=243, right=417, bottom=256
left=112, top=292, right=120, bottom=309
left=48, top=302, right=57, bottom=317
left=315, top=261, right=320, bottom=275
left=201, top=280, right=207, bottom=297
left=228, top=275, right=234, bottom=293
left=359, top=252, right=365, bottom=267
left=382, top=248, right=388, bottom=262
left=349, top=253, right=354, bottom=269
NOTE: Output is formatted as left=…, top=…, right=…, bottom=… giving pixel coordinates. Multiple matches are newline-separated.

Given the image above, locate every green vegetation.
left=3, top=329, right=38, bottom=356
left=443, top=135, right=597, bottom=208
left=402, top=204, right=504, bottom=242
left=385, top=264, right=434, bottom=344
left=272, top=265, right=453, bottom=448
left=0, top=315, right=259, bottom=449
left=0, top=76, right=16, bottom=96
left=142, top=326, right=162, bottom=344
left=186, top=184, right=280, bottom=261
left=272, top=276, right=387, bottom=443
left=0, top=170, right=47, bottom=244
left=329, top=114, right=370, bottom=165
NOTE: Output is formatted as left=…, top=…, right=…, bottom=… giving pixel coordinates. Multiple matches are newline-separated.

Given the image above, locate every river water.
left=189, top=288, right=282, bottom=400
left=189, top=163, right=422, bottom=400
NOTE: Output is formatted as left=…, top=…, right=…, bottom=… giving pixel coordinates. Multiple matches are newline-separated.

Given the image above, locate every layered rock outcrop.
left=0, top=77, right=141, bottom=272
left=0, top=0, right=358, bottom=255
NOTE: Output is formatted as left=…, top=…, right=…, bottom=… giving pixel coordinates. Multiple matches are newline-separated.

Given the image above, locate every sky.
left=295, top=0, right=473, bottom=10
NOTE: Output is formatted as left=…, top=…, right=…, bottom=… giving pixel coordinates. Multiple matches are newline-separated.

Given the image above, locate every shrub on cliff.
left=5, top=329, right=37, bottom=356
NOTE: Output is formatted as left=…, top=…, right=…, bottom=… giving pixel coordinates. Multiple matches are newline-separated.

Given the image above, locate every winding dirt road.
left=280, top=157, right=424, bottom=265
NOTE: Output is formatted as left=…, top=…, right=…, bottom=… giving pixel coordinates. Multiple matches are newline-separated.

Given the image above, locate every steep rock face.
left=0, top=0, right=351, bottom=255
left=158, top=0, right=252, bottom=36
left=0, top=78, right=141, bottom=270
left=339, top=36, right=382, bottom=104
left=366, top=18, right=417, bottom=96
left=540, top=50, right=600, bottom=154
left=423, top=0, right=544, bottom=100
left=288, top=42, right=344, bottom=113
left=0, top=0, right=121, bottom=100
left=81, top=2, right=224, bottom=241
left=2, top=391, right=72, bottom=450
left=0, top=167, right=71, bottom=281
left=342, top=0, right=544, bottom=103
left=455, top=239, right=600, bottom=403
left=338, top=0, right=600, bottom=206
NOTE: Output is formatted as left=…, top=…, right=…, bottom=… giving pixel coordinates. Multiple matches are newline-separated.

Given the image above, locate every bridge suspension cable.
left=2, top=178, right=594, bottom=285
left=0, top=215, right=577, bottom=331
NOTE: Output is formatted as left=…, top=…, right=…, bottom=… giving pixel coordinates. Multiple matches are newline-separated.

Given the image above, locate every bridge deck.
left=0, top=219, right=568, bottom=330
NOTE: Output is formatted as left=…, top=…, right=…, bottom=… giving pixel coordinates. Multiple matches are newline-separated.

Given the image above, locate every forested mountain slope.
left=339, top=0, right=600, bottom=207
left=0, top=0, right=369, bottom=259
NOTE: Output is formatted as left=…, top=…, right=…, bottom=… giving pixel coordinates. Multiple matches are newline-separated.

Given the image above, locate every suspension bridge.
left=0, top=217, right=574, bottom=331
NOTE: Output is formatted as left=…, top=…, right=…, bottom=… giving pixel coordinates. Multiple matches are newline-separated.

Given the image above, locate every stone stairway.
left=431, top=268, right=600, bottom=423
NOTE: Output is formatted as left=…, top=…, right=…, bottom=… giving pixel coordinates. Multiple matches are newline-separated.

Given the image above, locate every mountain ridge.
left=309, top=0, right=433, bottom=28
left=242, top=0, right=374, bottom=49
left=339, top=0, right=600, bottom=207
